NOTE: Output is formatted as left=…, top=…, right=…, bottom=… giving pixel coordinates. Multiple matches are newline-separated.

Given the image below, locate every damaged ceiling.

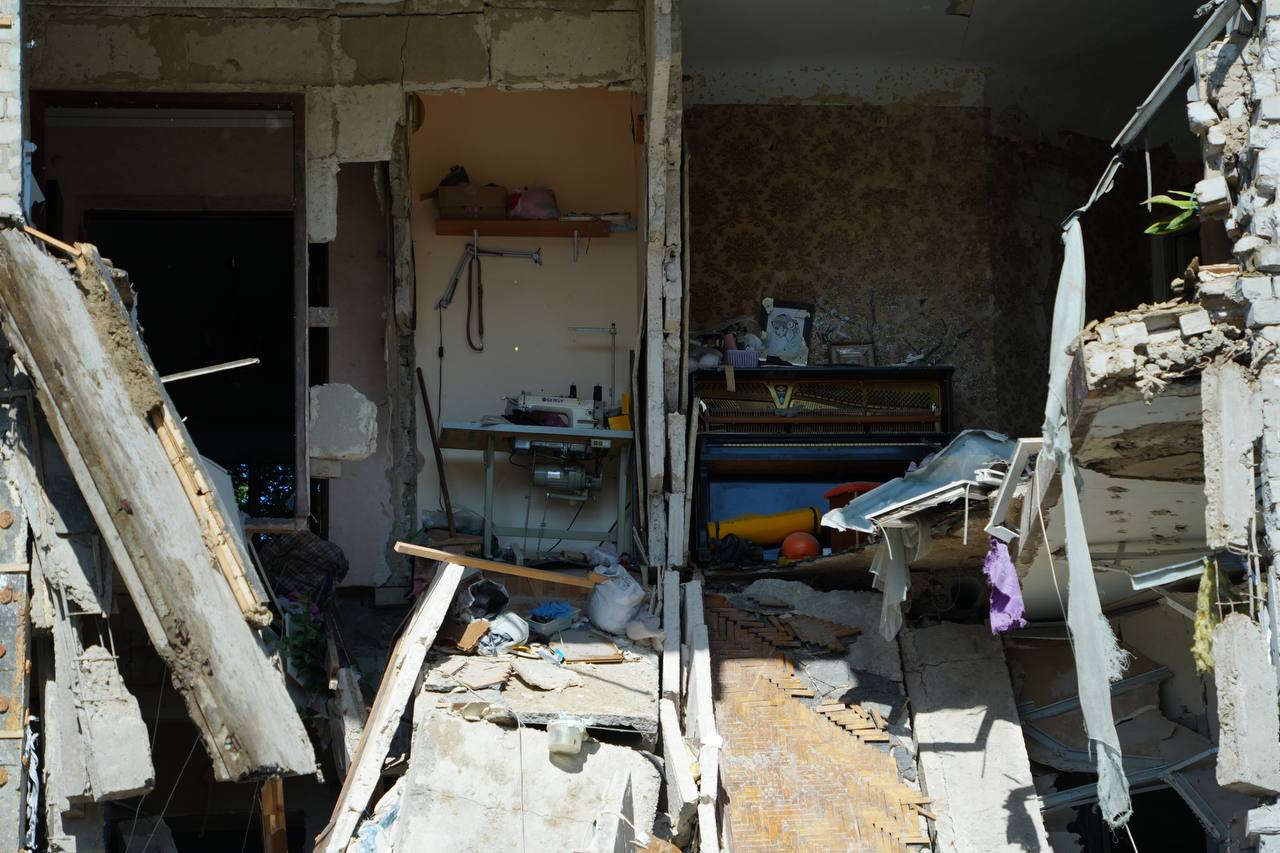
left=683, top=0, right=1204, bottom=140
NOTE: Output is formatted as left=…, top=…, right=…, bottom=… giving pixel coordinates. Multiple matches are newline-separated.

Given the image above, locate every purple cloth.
left=983, top=536, right=1027, bottom=633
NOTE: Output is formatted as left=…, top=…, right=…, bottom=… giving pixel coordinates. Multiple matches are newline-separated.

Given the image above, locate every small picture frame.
left=761, top=299, right=814, bottom=365
left=830, top=343, right=875, bottom=366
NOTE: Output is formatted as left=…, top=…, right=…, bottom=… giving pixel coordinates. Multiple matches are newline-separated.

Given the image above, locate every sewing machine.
left=506, top=391, right=600, bottom=430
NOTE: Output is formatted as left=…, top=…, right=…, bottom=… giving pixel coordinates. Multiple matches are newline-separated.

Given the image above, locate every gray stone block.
left=1214, top=614, right=1280, bottom=795
left=1249, top=298, right=1280, bottom=327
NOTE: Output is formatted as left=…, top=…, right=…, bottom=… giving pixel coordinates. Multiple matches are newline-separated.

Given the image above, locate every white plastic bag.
left=587, top=564, right=646, bottom=634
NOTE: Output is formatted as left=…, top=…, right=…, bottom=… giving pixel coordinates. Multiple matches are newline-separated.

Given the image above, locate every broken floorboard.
left=707, top=598, right=931, bottom=850
left=0, top=231, right=312, bottom=780
left=315, top=560, right=465, bottom=853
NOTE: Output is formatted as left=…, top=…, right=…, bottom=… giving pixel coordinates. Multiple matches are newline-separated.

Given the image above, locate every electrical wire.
left=239, top=780, right=262, bottom=853
left=126, top=664, right=169, bottom=849
left=544, top=501, right=587, bottom=553
left=139, top=734, right=201, bottom=852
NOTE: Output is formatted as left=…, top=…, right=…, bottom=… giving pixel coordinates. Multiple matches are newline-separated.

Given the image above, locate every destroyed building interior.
left=4, top=1, right=1280, bottom=852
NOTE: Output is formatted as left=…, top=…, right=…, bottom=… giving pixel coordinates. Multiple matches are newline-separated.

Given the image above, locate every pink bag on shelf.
left=508, top=187, right=560, bottom=220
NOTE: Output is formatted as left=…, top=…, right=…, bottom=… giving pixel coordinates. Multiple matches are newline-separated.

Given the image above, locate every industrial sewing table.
left=438, top=420, right=633, bottom=560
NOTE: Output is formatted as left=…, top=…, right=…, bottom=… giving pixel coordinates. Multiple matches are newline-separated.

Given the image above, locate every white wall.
left=410, top=88, right=639, bottom=554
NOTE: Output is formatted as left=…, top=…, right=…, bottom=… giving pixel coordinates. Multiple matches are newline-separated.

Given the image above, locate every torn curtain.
left=1042, top=217, right=1132, bottom=828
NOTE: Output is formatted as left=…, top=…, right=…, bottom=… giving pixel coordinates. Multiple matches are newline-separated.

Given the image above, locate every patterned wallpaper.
left=686, top=103, right=999, bottom=428
left=686, top=104, right=1166, bottom=434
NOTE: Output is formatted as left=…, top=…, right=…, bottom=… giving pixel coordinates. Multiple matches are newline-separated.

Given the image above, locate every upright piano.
left=691, top=365, right=955, bottom=562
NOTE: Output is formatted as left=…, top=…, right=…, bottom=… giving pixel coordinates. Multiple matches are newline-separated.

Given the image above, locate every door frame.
left=30, top=90, right=311, bottom=526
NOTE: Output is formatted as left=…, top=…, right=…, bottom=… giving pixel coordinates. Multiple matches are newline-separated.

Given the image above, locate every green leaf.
left=1141, top=194, right=1196, bottom=209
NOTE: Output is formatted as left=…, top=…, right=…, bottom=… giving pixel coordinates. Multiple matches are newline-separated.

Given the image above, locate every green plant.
left=1141, top=190, right=1199, bottom=236
left=279, top=598, right=329, bottom=702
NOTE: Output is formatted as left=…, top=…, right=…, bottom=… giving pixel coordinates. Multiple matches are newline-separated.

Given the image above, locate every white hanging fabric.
left=868, top=519, right=932, bottom=641
left=1042, top=170, right=1133, bottom=827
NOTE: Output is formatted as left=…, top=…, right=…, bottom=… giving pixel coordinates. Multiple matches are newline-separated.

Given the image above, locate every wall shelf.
left=435, top=218, right=613, bottom=238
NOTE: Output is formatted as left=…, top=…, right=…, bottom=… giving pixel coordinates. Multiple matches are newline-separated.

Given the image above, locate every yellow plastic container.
left=707, top=506, right=821, bottom=548
left=608, top=414, right=631, bottom=431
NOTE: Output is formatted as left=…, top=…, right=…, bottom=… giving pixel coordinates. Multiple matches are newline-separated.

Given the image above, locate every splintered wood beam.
left=149, top=406, right=271, bottom=625
left=315, top=561, right=464, bottom=853
left=0, top=231, right=313, bottom=780
left=393, top=541, right=607, bottom=588
left=260, top=777, right=288, bottom=853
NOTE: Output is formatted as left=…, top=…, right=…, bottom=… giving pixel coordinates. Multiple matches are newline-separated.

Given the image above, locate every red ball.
left=781, top=531, right=820, bottom=559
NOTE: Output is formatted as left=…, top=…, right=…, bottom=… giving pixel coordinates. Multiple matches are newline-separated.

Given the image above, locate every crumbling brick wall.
left=0, top=2, right=20, bottom=219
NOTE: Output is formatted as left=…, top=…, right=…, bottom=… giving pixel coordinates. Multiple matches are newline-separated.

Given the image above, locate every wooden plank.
left=327, top=667, right=366, bottom=779
left=666, top=491, right=686, bottom=570
left=682, top=399, right=698, bottom=567
left=691, top=614, right=721, bottom=852
left=149, top=406, right=271, bottom=625
left=394, top=541, right=606, bottom=589
left=660, top=698, right=698, bottom=835
left=260, top=777, right=288, bottom=853
left=314, top=561, right=464, bottom=853
left=0, top=233, right=314, bottom=780
left=661, top=568, right=681, bottom=701
left=434, top=218, right=611, bottom=238
left=642, top=0, right=674, bottom=568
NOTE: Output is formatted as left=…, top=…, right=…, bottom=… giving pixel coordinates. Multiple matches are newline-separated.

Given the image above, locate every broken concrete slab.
left=0, top=233, right=313, bottom=780
left=1203, top=360, right=1262, bottom=550
left=391, top=708, right=660, bottom=851
left=3, top=392, right=110, bottom=618
left=901, top=623, right=1051, bottom=853
left=1213, top=613, right=1280, bottom=795
left=76, top=644, right=154, bottom=801
left=308, top=382, right=378, bottom=461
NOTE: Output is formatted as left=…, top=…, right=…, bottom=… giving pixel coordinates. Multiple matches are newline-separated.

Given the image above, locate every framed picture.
left=761, top=298, right=813, bottom=365
left=830, top=343, right=875, bottom=366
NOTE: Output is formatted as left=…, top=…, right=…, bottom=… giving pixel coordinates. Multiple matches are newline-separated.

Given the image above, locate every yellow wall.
left=410, top=88, right=639, bottom=553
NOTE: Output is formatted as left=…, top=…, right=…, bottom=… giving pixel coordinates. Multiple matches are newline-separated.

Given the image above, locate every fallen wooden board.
left=660, top=697, right=698, bottom=836
left=661, top=568, right=681, bottom=701
left=437, top=617, right=490, bottom=652
left=0, top=233, right=313, bottom=779
left=314, top=561, right=464, bottom=853
left=259, top=777, right=287, bottom=853
left=394, top=541, right=606, bottom=588
left=327, top=668, right=366, bottom=779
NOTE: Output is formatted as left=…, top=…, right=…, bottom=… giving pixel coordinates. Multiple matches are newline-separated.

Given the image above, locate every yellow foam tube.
left=707, top=506, right=821, bottom=548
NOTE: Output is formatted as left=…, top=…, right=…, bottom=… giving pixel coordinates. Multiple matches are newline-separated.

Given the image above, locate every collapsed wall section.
left=0, top=231, right=315, bottom=780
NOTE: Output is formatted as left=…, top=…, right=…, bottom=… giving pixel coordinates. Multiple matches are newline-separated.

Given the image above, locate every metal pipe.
left=160, top=357, right=260, bottom=384
left=437, top=243, right=542, bottom=310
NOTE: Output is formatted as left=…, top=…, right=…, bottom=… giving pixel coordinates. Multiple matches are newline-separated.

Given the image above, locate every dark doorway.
left=84, top=211, right=298, bottom=518
left=1065, top=782, right=1212, bottom=852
